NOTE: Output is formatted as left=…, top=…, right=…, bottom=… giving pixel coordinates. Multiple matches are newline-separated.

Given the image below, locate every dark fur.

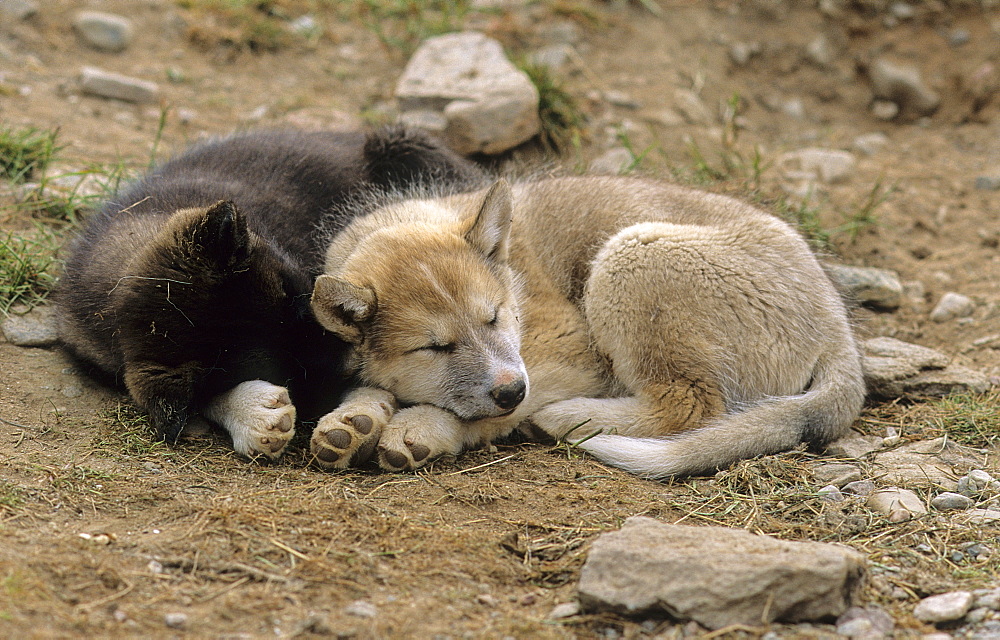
left=57, top=127, right=484, bottom=445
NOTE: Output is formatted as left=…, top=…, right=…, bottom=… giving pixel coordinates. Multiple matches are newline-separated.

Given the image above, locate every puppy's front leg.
left=377, top=405, right=467, bottom=472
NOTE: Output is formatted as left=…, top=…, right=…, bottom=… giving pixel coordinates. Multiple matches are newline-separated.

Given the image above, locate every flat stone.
left=929, top=292, right=975, bottom=322
left=872, top=438, right=984, bottom=488
left=826, top=265, right=902, bottom=311
left=863, top=336, right=949, bottom=375
left=913, top=591, right=974, bottom=623
left=344, top=600, right=377, bottom=618
left=853, top=132, right=889, bottom=156
left=80, top=66, right=159, bottom=104
left=395, top=31, right=540, bottom=155
left=577, top=516, right=865, bottom=629
left=548, top=602, right=580, bottom=619
left=826, top=435, right=882, bottom=460
left=1, top=305, right=59, bottom=347
left=868, top=58, right=940, bottom=118
left=867, top=487, right=927, bottom=522
left=73, top=11, right=133, bottom=53
left=813, top=463, right=863, bottom=488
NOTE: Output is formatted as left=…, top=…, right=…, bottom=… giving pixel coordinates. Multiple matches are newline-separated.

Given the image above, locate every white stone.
left=853, top=132, right=889, bottom=156
left=548, top=602, right=580, bottom=619
left=395, top=32, right=540, bottom=155
left=913, top=591, right=974, bottom=623
left=778, top=148, right=856, bottom=184
left=80, top=67, right=159, bottom=103
left=344, top=600, right=378, bottom=618
left=589, top=148, right=634, bottom=175
left=73, top=11, right=133, bottom=53
left=929, top=292, right=975, bottom=323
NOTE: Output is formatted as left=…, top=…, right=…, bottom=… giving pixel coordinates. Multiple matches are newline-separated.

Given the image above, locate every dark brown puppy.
left=57, top=127, right=484, bottom=458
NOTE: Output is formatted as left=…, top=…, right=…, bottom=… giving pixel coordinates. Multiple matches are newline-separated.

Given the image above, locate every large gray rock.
left=396, top=32, right=540, bottom=155
left=825, top=265, right=902, bottom=311
left=80, top=67, right=159, bottom=103
left=577, top=517, right=865, bottom=629
left=862, top=337, right=992, bottom=399
left=868, top=58, right=940, bottom=118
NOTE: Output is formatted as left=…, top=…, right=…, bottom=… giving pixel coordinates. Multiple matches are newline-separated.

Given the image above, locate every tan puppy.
left=309, top=177, right=865, bottom=478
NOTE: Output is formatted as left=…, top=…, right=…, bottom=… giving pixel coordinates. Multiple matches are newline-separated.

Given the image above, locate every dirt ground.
left=1, top=1, right=999, bottom=638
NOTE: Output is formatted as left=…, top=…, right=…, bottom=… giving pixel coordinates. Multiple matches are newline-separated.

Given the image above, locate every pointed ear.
left=189, top=200, right=251, bottom=272
left=311, top=274, right=377, bottom=344
left=464, top=179, right=513, bottom=263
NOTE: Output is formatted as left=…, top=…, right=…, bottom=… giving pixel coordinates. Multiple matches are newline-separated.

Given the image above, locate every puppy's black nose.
left=490, top=379, right=526, bottom=410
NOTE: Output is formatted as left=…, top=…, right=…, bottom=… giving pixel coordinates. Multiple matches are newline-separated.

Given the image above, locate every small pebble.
left=931, top=492, right=974, bottom=511
left=843, top=480, right=876, bottom=497
left=947, top=28, right=971, bottom=47
left=476, top=593, right=498, bottom=607
left=975, top=176, right=1000, bottom=191
left=164, top=613, right=188, bottom=629
left=548, top=602, right=580, bottom=619
left=345, top=600, right=378, bottom=618
left=819, top=485, right=845, bottom=502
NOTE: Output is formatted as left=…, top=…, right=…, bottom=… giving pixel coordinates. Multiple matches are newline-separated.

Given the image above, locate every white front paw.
left=377, top=405, right=464, bottom=472
left=311, top=387, right=395, bottom=470
left=203, top=380, right=296, bottom=459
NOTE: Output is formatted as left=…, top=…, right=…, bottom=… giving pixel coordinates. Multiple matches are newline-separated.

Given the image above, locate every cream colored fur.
left=310, top=177, right=865, bottom=478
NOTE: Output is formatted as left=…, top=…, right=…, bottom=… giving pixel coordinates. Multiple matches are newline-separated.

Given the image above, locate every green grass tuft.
left=0, top=127, right=59, bottom=183
left=518, top=60, right=585, bottom=154
left=0, top=226, right=61, bottom=316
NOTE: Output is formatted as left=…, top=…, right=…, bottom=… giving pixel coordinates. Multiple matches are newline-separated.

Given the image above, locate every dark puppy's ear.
left=465, top=180, right=513, bottom=263
left=123, top=360, right=199, bottom=444
left=189, top=200, right=251, bottom=272
left=311, top=275, right=376, bottom=344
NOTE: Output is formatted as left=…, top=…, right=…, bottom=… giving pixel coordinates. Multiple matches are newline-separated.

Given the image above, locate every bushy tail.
left=574, top=349, right=865, bottom=479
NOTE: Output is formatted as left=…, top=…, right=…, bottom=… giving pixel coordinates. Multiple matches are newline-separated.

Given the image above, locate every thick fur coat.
left=309, top=177, right=866, bottom=478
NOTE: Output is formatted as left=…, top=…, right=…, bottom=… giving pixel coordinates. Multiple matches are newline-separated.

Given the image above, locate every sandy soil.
left=1, top=1, right=998, bottom=637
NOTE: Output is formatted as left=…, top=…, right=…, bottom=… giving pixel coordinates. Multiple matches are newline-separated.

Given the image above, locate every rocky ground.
left=1, top=0, right=999, bottom=638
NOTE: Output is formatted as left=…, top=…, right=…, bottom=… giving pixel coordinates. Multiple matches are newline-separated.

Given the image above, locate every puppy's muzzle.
left=490, top=378, right=526, bottom=411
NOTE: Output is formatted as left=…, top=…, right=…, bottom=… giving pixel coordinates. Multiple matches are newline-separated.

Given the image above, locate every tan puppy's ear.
left=465, top=179, right=513, bottom=263
left=311, top=275, right=376, bottom=344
